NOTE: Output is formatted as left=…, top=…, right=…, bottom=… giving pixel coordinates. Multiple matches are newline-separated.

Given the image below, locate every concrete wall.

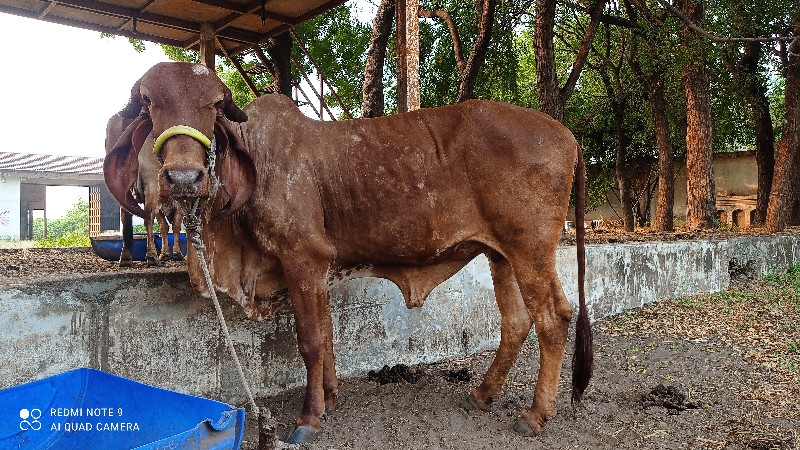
left=1, top=234, right=798, bottom=404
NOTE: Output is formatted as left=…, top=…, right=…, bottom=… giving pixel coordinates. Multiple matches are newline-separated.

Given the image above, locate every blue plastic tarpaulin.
left=0, top=368, right=245, bottom=449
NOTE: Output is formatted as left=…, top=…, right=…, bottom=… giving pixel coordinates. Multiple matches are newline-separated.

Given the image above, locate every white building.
left=0, top=151, right=117, bottom=240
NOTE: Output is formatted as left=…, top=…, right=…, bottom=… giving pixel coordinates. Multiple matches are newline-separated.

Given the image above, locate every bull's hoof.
left=325, top=396, right=338, bottom=412
left=145, top=256, right=160, bottom=267
left=282, top=425, right=317, bottom=444
left=172, top=253, right=185, bottom=261
left=118, top=259, right=133, bottom=268
left=461, top=393, right=490, bottom=411
left=512, top=417, right=540, bottom=437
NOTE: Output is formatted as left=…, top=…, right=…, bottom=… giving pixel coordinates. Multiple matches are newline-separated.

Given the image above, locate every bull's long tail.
left=571, top=144, right=593, bottom=404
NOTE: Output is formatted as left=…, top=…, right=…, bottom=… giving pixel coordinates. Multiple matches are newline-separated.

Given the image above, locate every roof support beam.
left=0, top=4, right=186, bottom=47
left=190, top=0, right=297, bottom=24
left=200, top=22, right=216, bottom=68
left=37, top=1, right=56, bottom=19
left=112, top=0, right=156, bottom=34
left=53, top=0, right=265, bottom=45
left=1, top=0, right=353, bottom=58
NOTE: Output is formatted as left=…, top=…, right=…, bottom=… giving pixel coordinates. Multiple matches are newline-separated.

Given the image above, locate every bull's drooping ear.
left=103, top=115, right=152, bottom=218
left=221, top=83, right=248, bottom=123
left=212, top=118, right=255, bottom=221
left=118, top=77, right=146, bottom=119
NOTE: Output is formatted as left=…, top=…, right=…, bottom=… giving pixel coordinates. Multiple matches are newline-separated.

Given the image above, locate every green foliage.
left=220, top=66, right=256, bottom=108
left=703, top=0, right=792, bottom=152
left=514, top=29, right=539, bottom=109
left=709, top=67, right=757, bottom=152
left=119, top=0, right=796, bottom=209
left=33, top=199, right=90, bottom=248
left=35, top=230, right=91, bottom=248
left=294, top=6, right=371, bottom=117
left=132, top=223, right=160, bottom=233
left=416, top=0, right=532, bottom=107
left=100, top=33, right=145, bottom=53
left=769, top=76, right=787, bottom=141
left=160, top=45, right=200, bottom=64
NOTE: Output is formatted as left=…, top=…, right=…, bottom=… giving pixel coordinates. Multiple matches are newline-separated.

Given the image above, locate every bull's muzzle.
left=163, top=168, right=206, bottom=197
left=154, top=126, right=214, bottom=200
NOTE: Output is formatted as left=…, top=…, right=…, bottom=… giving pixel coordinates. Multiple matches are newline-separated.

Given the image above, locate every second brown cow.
left=104, top=62, right=592, bottom=444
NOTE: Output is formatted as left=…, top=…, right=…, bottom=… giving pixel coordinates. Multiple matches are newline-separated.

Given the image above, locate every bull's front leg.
left=282, top=255, right=336, bottom=445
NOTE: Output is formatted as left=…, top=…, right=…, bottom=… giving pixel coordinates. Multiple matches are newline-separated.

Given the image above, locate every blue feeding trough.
left=90, top=232, right=187, bottom=262
left=90, top=233, right=148, bottom=262
left=154, top=232, right=188, bottom=256
left=0, top=368, right=245, bottom=449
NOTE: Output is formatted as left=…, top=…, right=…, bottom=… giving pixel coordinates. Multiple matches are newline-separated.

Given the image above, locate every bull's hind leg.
left=321, top=292, right=339, bottom=411
left=468, top=252, right=533, bottom=410
left=511, top=261, right=573, bottom=436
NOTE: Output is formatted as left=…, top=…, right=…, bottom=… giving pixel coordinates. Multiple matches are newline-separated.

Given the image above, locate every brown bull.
left=104, top=62, right=592, bottom=444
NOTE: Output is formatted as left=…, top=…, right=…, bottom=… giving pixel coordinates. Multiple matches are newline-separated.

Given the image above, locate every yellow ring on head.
left=153, top=125, right=212, bottom=154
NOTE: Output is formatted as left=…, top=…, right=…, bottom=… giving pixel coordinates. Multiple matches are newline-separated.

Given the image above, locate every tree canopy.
left=148, top=0, right=799, bottom=229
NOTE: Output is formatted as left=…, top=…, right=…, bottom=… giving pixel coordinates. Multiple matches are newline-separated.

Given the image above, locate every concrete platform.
left=1, top=235, right=798, bottom=404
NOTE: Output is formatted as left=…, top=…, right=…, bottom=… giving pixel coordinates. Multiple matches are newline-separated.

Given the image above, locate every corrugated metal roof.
left=0, top=0, right=348, bottom=57
left=0, top=151, right=104, bottom=175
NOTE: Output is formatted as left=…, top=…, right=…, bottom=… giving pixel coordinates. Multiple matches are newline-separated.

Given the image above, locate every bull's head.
left=104, top=62, right=256, bottom=221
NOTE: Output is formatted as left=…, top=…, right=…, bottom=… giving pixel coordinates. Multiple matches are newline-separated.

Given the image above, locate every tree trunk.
left=765, top=30, right=800, bottom=232
left=624, top=1, right=674, bottom=231
left=615, top=127, right=635, bottom=231
left=362, top=0, right=395, bottom=117
left=265, top=32, right=293, bottom=97
left=533, top=0, right=564, bottom=121
left=651, top=75, right=675, bottom=231
left=680, top=0, right=716, bottom=229
left=533, top=0, right=604, bottom=121
left=455, top=0, right=496, bottom=103
left=600, top=68, right=635, bottom=231
left=753, top=93, right=776, bottom=225
left=722, top=42, right=775, bottom=225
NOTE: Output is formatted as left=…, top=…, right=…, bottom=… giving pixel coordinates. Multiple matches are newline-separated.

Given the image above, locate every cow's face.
left=140, top=63, right=230, bottom=201
left=104, top=62, right=255, bottom=222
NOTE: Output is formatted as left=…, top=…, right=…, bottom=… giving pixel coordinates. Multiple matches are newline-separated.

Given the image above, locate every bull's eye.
left=142, top=95, right=152, bottom=106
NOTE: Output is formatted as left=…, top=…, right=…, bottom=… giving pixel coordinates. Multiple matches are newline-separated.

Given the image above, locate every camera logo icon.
left=19, top=409, right=42, bottom=431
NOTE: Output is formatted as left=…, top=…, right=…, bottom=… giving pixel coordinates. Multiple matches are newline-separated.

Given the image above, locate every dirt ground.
left=242, top=296, right=798, bottom=450
left=1, top=229, right=798, bottom=449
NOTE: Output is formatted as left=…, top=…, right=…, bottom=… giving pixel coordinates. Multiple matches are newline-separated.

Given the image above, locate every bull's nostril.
left=166, top=169, right=203, bottom=188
